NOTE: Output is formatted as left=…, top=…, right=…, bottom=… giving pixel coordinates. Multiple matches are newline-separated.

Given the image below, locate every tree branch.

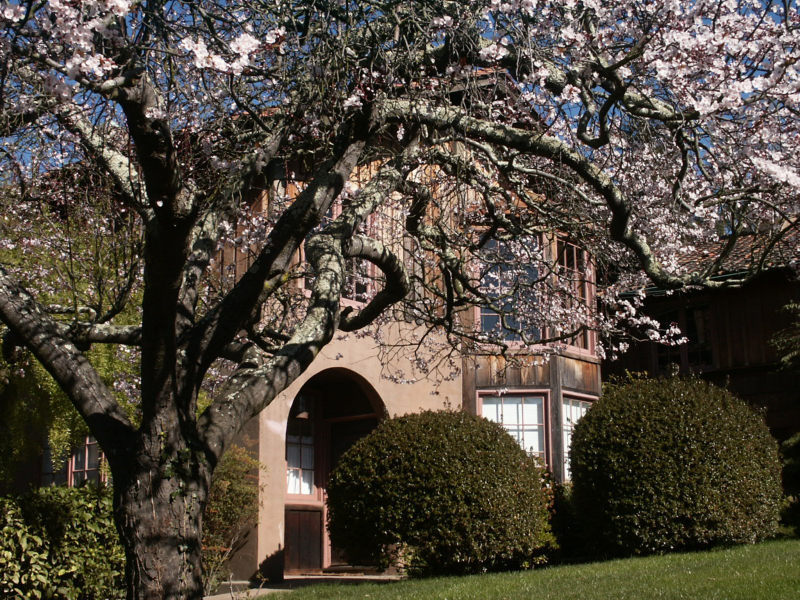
left=0, top=265, right=135, bottom=453
left=188, top=130, right=368, bottom=377
left=56, top=104, right=151, bottom=217
left=380, top=98, right=691, bottom=289
left=339, top=235, right=409, bottom=331
left=197, top=229, right=346, bottom=461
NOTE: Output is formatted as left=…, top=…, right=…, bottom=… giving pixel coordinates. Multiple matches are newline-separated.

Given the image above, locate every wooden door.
left=284, top=509, right=322, bottom=572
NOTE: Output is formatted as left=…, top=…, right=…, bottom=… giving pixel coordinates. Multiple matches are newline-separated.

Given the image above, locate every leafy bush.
left=0, top=485, right=125, bottom=600
left=549, top=482, right=583, bottom=562
left=0, top=444, right=261, bottom=598
left=570, top=375, right=783, bottom=557
left=780, top=432, right=800, bottom=533
left=327, top=410, right=553, bottom=576
left=202, top=444, right=261, bottom=595
left=0, top=497, right=52, bottom=599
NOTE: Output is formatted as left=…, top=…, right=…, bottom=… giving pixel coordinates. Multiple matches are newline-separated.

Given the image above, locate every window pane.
left=505, top=426, right=523, bottom=447
left=301, top=470, right=313, bottom=495
left=87, top=443, right=100, bottom=469
left=301, top=445, right=314, bottom=469
left=483, top=397, right=501, bottom=422
left=562, top=398, right=591, bottom=480
left=484, top=395, right=547, bottom=458
left=287, top=445, right=301, bottom=469
left=74, top=447, right=85, bottom=470
left=523, top=397, right=543, bottom=424
left=287, top=469, right=300, bottom=494
left=480, top=311, right=500, bottom=334
left=503, top=397, right=522, bottom=425
left=522, top=427, right=543, bottom=456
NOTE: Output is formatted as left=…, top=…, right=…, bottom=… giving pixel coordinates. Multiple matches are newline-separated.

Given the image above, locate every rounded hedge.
left=326, top=410, right=553, bottom=576
left=570, top=376, right=783, bottom=556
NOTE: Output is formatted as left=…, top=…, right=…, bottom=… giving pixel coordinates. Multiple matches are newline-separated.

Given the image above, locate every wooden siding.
left=606, top=271, right=800, bottom=440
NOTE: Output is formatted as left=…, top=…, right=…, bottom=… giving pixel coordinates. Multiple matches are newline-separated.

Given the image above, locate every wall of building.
left=605, top=270, right=800, bottom=441
left=229, top=322, right=462, bottom=580
left=464, top=348, right=601, bottom=483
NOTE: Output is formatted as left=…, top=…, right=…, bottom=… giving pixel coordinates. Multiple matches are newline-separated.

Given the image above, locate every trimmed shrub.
left=327, top=410, right=553, bottom=576
left=0, top=485, right=125, bottom=600
left=570, top=375, right=783, bottom=557
left=549, top=482, right=583, bottom=561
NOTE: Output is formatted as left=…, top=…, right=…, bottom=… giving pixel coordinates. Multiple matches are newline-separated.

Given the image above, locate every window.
left=70, top=436, right=103, bottom=486
left=482, top=394, right=545, bottom=459
left=561, top=397, right=591, bottom=480
left=286, top=396, right=315, bottom=495
left=41, top=436, right=105, bottom=486
left=479, top=238, right=541, bottom=342
left=556, top=239, right=591, bottom=349
left=655, top=305, right=714, bottom=374
left=685, top=306, right=713, bottom=370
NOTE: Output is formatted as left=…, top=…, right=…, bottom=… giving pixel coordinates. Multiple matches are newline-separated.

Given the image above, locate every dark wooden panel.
left=285, top=509, right=321, bottom=572
left=560, top=358, right=601, bottom=395
left=473, top=354, right=551, bottom=388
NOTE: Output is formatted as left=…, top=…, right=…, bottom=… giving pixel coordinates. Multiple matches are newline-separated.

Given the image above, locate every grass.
left=267, top=539, right=800, bottom=600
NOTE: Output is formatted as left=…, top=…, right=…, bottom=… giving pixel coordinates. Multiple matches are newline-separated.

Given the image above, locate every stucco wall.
left=251, top=322, right=462, bottom=577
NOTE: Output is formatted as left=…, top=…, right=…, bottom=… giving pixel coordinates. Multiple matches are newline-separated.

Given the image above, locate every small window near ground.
left=41, top=436, right=105, bottom=487
left=70, top=436, right=103, bottom=486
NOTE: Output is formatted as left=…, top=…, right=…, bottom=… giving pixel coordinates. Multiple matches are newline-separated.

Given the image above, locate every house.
left=605, top=235, right=800, bottom=443
left=221, top=166, right=601, bottom=579
left=4, top=135, right=602, bottom=580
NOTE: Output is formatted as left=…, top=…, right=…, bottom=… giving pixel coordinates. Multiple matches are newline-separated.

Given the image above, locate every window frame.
left=477, top=390, right=551, bottom=466
left=67, top=436, right=105, bottom=487
left=560, top=393, right=593, bottom=481
left=554, top=238, right=596, bottom=353
left=477, top=237, right=543, bottom=343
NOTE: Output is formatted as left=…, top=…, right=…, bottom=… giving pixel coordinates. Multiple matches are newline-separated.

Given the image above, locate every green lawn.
left=270, top=539, right=800, bottom=600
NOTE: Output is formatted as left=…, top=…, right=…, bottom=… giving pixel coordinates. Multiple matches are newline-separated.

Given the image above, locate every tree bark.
left=111, top=433, right=211, bottom=600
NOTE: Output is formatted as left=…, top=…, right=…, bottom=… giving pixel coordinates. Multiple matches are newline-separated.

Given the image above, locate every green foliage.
left=780, top=433, right=800, bottom=533
left=0, top=485, right=125, bottom=600
left=327, top=410, right=553, bottom=577
left=1, top=447, right=262, bottom=598
left=0, top=339, right=139, bottom=482
left=570, top=375, right=784, bottom=557
left=771, top=302, right=800, bottom=370
left=202, top=444, right=261, bottom=595
left=0, top=345, right=86, bottom=481
left=548, top=482, right=583, bottom=561
left=0, top=497, right=51, bottom=599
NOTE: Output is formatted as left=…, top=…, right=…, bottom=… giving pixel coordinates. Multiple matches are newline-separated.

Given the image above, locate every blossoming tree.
left=1, top=1, right=798, bottom=597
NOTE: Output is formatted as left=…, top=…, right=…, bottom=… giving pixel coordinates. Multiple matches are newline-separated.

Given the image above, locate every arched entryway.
left=284, top=368, right=384, bottom=572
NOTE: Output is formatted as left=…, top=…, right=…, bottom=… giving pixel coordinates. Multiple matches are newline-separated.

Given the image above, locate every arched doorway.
left=284, top=369, right=383, bottom=572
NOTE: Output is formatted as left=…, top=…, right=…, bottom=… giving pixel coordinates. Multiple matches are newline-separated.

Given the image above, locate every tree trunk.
left=112, top=442, right=211, bottom=600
